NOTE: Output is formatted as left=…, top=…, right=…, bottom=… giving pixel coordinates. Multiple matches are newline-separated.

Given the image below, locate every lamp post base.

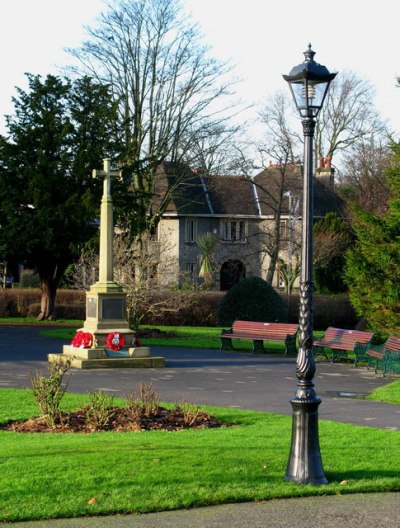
left=285, top=395, right=328, bottom=485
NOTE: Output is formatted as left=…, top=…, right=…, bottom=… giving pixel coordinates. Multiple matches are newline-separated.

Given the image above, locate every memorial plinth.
left=80, top=281, right=135, bottom=347
left=48, top=344, right=165, bottom=369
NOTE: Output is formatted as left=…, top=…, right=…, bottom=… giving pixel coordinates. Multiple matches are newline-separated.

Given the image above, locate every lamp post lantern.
left=283, top=45, right=336, bottom=485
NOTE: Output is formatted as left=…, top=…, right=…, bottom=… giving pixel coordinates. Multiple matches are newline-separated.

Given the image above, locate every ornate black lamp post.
left=283, top=45, right=336, bottom=484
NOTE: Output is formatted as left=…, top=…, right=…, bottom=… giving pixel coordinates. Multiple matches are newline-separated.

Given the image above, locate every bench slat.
left=365, top=335, right=400, bottom=374
left=220, top=320, right=299, bottom=355
left=313, top=327, right=375, bottom=363
left=314, top=327, right=374, bottom=351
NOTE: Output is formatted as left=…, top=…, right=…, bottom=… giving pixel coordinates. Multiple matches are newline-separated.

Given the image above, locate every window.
left=280, top=220, right=287, bottom=239
left=185, top=262, right=197, bottom=283
left=221, top=220, right=247, bottom=243
left=185, top=219, right=197, bottom=243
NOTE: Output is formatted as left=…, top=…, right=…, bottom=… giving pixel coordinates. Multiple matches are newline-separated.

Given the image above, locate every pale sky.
left=1, top=0, right=399, bottom=137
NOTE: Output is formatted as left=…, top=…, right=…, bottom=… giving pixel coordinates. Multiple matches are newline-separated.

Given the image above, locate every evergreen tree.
left=0, top=74, right=119, bottom=319
left=344, top=142, right=400, bottom=334
left=313, top=212, right=353, bottom=294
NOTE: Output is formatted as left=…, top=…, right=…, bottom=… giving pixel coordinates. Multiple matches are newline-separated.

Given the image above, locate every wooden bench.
left=365, top=335, right=400, bottom=375
left=313, top=327, right=375, bottom=362
left=220, top=320, right=299, bottom=355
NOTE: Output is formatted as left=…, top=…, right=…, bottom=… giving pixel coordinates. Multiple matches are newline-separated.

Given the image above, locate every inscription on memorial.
left=102, top=298, right=124, bottom=319
left=87, top=297, right=97, bottom=318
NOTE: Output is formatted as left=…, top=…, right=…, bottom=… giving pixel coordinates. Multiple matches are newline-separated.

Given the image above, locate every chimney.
left=315, top=156, right=334, bottom=188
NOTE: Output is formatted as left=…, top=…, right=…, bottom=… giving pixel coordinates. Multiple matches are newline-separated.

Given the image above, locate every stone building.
left=151, top=160, right=342, bottom=290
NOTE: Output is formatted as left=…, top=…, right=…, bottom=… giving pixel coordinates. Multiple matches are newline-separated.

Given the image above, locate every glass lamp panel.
left=290, top=79, right=330, bottom=117
left=307, top=81, right=329, bottom=115
left=290, top=82, right=307, bottom=112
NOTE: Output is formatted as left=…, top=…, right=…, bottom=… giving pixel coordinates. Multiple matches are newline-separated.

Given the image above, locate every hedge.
left=0, top=288, right=358, bottom=330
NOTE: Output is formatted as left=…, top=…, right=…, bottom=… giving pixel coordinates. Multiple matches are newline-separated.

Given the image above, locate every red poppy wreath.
left=71, top=331, right=93, bottom=349
left=106, top=332, right=125, bottom=351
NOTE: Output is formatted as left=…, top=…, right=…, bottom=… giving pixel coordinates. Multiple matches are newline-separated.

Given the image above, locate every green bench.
left=360, top=335, right=400, bottom=375
left=220, top=320, right=299, bottom=355
left=313, top=327, right=375, bottom=362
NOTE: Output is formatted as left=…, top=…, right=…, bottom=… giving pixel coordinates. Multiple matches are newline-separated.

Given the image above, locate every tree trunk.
left=38, top=277, right=58, bottom=320
left=266, top=251, right=279, bottom=285
left=265, top=217, right=282, bottom=285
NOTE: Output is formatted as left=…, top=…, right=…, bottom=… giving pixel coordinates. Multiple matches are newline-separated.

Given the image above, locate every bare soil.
left=3, top=406, right=232, bottom=433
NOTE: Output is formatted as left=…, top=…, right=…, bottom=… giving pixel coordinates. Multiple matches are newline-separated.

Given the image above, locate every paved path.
left=1, top=325, right=399, bottom=527
left=0, top=325, right=398, bottom=430
left=3, top=493, right=400, bottom=528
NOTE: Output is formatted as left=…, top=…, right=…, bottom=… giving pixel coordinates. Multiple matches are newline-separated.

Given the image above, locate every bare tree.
left=254, top=91, right=302, bottom=285
left=68, top=0, right=239, bottom=238
left=69, top=231, right=196, bottom=328
left=313, top=228, right=350, bottom=270
left=183, top=122, right=252, bottom=176
left=338, top=137, right=391, bottom=214
left=117, top=232, right=199, bottom=327
left=255, top=73, right=388, bottom=285
left=258, top=91, right=301, bottom=165
left=66, top=248, right=99, bottom=290
left=277, top=253, right=300, bottom=295
left=315, top=71, right=388, bottom=172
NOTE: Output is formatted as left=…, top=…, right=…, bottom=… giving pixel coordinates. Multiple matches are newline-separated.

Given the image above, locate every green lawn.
left=0, top=317, right=83, bottom=326
left=40, top=324, right=301, bottom=354
left=2, top=318, right=324, bottom=353
left=367, top=381, right=400, bottom=404
left=0, top=388, right=399, bottom=522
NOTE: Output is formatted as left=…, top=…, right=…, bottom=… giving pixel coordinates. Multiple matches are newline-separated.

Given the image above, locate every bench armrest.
left=353, top=341, right=370, bottom=366
left=366, top=341, right=386, bottom=353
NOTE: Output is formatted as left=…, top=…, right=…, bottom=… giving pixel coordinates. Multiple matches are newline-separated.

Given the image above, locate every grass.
left=0, top=388, right=399, bottom=522
left=40, top=324, right=299, bottom=353
left=367, top=381, right=400, bottom=404
left=0, top=316, right=83, bottom=326
left=5, top=318, right=400, bottom=403
left=1, top=318, right=325, bottom=353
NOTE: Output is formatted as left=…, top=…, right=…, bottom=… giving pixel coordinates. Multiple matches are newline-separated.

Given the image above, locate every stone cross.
left=92, top=158, right=121, bottom=285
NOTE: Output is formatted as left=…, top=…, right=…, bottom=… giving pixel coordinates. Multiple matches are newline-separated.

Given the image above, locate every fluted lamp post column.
left=283, top=45, right=336, bottom=484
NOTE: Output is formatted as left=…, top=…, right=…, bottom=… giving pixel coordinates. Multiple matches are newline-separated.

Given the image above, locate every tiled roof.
left=202, top=175, right=259, bottom=216
left=153, top=162, right=210, bottom=215
left=253, top=166, right=303, bottom=216
left=253, top=165, right=344, bottom=218
left=153, top=162, right=344, bottom=218
left=155, top=163, right=258, bottom=216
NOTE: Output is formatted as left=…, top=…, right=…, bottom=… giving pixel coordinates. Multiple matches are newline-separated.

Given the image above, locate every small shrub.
left=174, top=402, right=202, bottom=427
left=26, top=303, right=41, bottom=318
left=85, top=391, right=115, bottom=430
left=0, top=293, right=9, bottom=317
left=138, top=291, right=224, bottom=326
left=56, top=290, right=86, bottom=304
left=0, top=288, right=40, bottom=317
left=30, top=359, right=71, bottom=427
left=281, top=293, right=358, bottom=330
left=217, top=277, right=287, bottom=326
left=126, top=382, right=160, bottom=419
left=27, top=303, right=85, bottom=319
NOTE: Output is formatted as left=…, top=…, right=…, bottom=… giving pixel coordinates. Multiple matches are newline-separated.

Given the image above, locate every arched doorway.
left=220, top=260, right=246, bottom=291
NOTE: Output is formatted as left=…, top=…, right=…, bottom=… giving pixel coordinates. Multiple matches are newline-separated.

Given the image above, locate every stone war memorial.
left=49, top=158, right=165, bottom=369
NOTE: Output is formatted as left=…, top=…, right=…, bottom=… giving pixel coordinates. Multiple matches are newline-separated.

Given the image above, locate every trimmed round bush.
left=217, top=277, right=287, bottom=326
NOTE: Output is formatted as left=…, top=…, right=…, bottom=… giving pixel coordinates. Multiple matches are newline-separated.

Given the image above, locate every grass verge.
left=0, top=317, right=83, bottom=326
left=367, top=381, right=400, bottom=404
left=2, top=319, right=325, bottom=353
left=40, top=324, right=296, bottom=353
left=0, top=388, right=399, bottom=522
